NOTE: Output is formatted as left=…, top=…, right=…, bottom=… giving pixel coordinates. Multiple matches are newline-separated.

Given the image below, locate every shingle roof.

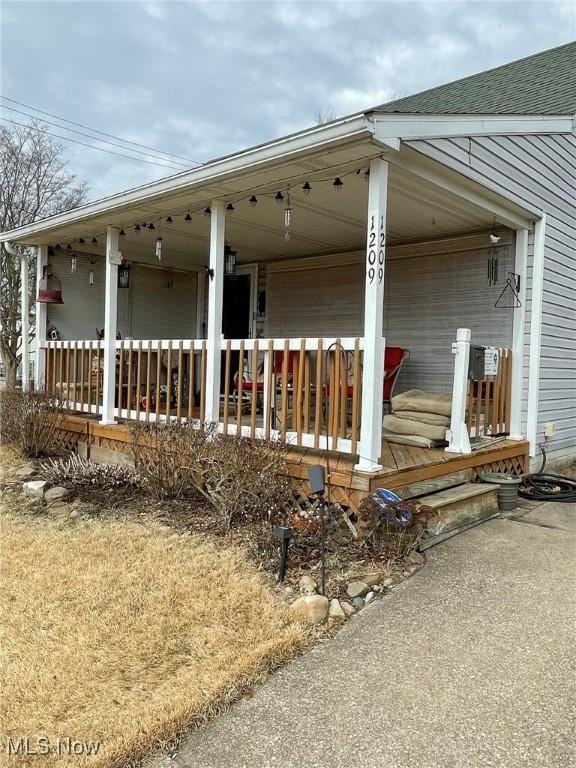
left=371, top=42, right=576, bottom=115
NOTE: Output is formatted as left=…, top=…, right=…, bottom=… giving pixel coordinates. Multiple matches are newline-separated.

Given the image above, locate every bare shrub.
left=41, top=454, right=136, bottom=489
left=0, top=389, right=63, bottom=457
left=128, top=421, right=295, bottom=528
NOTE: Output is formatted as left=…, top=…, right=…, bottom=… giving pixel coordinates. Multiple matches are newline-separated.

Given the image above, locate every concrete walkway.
left=150, top=507, right=576, bottom=768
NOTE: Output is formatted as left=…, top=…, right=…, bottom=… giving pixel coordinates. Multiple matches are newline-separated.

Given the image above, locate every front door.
left=222, top=272, right=253, bottom=391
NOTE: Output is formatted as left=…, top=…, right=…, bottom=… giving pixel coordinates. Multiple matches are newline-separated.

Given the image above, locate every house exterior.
left=2, top=42, right=575, bottom=500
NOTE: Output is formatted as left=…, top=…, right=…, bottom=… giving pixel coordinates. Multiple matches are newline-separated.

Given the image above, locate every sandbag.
left=392, top=410, right=451, bottom=427
left=384, top=414, right=448, bottom=442
left=391, top=389, right=452, bottom=417
left=385, top=433, right=445, bottom=449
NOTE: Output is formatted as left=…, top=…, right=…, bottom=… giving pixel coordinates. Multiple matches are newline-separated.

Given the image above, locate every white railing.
left=44, top=337, right=365, bottom=455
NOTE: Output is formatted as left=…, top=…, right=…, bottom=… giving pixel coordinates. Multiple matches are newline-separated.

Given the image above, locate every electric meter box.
left=468, top=345, right=486, bottom=381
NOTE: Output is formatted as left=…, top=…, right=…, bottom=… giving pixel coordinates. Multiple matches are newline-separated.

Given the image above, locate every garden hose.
left=518, top=446, right=576, bottom=503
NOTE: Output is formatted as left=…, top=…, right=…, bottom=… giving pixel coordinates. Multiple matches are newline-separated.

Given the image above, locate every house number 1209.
left=367, top=215, right=385, bottom=284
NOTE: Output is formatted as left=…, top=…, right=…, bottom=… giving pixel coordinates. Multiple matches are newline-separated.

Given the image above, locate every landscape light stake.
left=273, top=526, right=294, bottom=583
left=308, top=464, right=327, bottom=595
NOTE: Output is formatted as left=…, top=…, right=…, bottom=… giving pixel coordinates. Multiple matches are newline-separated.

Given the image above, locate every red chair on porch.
left=233, top=350, right=298, bottom=413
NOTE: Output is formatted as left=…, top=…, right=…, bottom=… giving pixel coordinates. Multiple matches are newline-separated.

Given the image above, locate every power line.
left=0, top=95, right=203, bottom=166
left=0, top=117, right=191, bottom=172
left=1, top=104, right=190, bottom=169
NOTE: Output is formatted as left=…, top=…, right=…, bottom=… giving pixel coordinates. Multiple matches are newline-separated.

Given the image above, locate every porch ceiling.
left=10, top=141, right=519, bottom=271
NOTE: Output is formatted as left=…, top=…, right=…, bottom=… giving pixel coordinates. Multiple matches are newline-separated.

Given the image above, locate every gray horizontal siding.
left=407, top=134, right=576, bottom=459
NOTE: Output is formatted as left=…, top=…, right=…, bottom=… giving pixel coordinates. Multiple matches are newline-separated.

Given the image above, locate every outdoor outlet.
left=544, top=422, right=557, bottom=438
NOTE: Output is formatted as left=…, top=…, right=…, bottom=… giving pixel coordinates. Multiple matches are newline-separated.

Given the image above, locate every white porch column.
left=509, top=228, right=528, bottom=440
left=20, top=253, right=30, bottom=391
left=204, top=200, right=225, bottom=424
left=355, top=157, right=388, bottom=472
left=446, top=328, right=472, bottom=454
left=100, top=227, right=122, bottom=425
left=34, top=245, right=48, bottom=390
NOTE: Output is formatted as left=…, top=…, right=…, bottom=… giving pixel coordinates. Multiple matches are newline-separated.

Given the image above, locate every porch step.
left=419, top=482, right=499, bottom=548
left=395, top=469, right=472, bottom=500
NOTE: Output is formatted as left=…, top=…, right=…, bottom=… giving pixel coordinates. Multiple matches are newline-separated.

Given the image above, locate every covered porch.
left=14, top=127, right=533, bottom=491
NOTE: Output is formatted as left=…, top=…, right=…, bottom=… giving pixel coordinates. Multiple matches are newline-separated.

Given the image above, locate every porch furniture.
left=233, top=350, right=301, bottom=426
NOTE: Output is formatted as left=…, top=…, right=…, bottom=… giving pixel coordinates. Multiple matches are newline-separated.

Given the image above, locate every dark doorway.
left=222, top=274, right=252, bottom=391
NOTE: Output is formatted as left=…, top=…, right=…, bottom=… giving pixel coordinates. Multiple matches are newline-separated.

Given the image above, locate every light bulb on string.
left=274, top=191, right=284, bottom=205
left=78, top=238, right=85, bottom=244
left=249, top=195, right=258, bottom=207
left=184, top=213, right=192, bottom=223
left=203, top=207, right=211, bottom=217
left=226, top=203, right=235, bottom=215
left=333, top=177, right=343, bottom=191
left=302, top=182, right=312, bottom=195
left=119, top=229, right=126, bottom=237
left=91, top=237, right=98, bottom=244
left=147, top=223, right=155, bottom=230
left=134, top=224, right=141, bottom=232
left=165, top=216, right=173, bottom=224
left=155, top=237, right=163, bottom=261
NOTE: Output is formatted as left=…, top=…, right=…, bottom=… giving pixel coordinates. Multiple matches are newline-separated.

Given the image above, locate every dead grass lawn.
left=0, top=503, right=308, bottom=767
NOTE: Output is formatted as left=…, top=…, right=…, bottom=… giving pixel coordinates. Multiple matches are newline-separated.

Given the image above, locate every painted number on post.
left=367, top=214, right=385, bottom=285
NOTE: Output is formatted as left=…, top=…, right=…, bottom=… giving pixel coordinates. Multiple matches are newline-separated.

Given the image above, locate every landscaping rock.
left=158, top=525, right=172, bottom=536
left=23, top=480, right=47, bottom=499
left=382, top=574, right=404, bottom=589
left=359, top=572, right=385, bottom=587
left=69, top=510, right=80, bottom=519
left=340, top=601, right=355, bottom=618
left=15, top=467, right=36, bottom=481
left=328, top=599, right=346, bottom=622
left=45, top=486, right=70, bottom=505
left=407, top=550, right=426, bottom=567
left=403, top=565, right=420, bottom=578
left=299, top=575, right=318, bottom=595
left=289, top=595, right=329, bottom=625
left=365, top=591, right=376, bottom=605
left=347, top=581, right=370, bottom=599
left=352, top=597, right=365, bottom=610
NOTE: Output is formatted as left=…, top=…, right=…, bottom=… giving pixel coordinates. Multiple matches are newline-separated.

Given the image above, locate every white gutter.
left=526, top=213, right=547, bottom=457
left=372, top=113, right=575, bottom=139
left=0, top=113, right=376, bottom=244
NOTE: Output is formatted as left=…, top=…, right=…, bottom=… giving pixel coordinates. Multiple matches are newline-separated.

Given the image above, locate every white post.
left=100, top=227, right=122, bottom=424
left=509, top=228, right=528, bottom=440
left=355, top=157, right=388, bottom=472
left=34, top=245, right=48, bottom=390
left=204, top=200, right=225, bottom=424
left=20, top=254, right=30, bottom=391
left=446, top=328, right=472, bottom=454
left=526, top=214, right=546, bottom=457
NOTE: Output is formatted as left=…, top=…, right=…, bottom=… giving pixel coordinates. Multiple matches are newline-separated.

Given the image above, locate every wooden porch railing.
left=44, top=337, right=364, bottom=455
left=466, top=347, right=512, bottom=438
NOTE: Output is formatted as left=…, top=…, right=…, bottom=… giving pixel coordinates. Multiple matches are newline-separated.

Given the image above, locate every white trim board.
left=526, top=214, right=547, bottom=457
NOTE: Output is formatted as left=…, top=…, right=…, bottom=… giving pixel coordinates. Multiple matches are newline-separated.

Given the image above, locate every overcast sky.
left=2, top=1, right=575, bottom=201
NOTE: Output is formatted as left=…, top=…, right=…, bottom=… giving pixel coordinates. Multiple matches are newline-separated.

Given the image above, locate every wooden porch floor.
left=56, top=413, right=529, bottom=512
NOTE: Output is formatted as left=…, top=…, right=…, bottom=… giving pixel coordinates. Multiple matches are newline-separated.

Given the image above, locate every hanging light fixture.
left=89, top=264, right=95, bottom=286
left=119, top=229, right=126, bottom=237
left=78, top=237, right=85, bottom=244
left=134, top=224, right=141, bottom=232
left=165, top=216, right=173, bottom=224
left=284, top=190, right=292, bottom=242
left=147, top=222, right=156, bottom=230
left=226, top=203, right=235, bottom=215
left=224, top=244, right=237, bottom=276
left=91, top=237, right=98, bottom=244
left=184, top=213, right=192, bottom=223
left=38, top=269, right=64, bottom=304
left=249, top=195, right=258, bottom=207
left=302, top=182, right=312, bottom=195
left=155, top=237, right=163, bottom=261
left=274, top=191, right=284, bottom=205
left=67, top=243, right=72, bottom=250
left=333, top=177, right=344, bottom=191
left=118, top=261, right=131, bottom=289
left=70, top=256, right=77, bottom=274
left=203, top=207, right=211, bottom=217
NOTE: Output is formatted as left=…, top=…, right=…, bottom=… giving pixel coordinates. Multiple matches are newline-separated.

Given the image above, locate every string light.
left=249, top=195, right=258, bottom=206
left=91, top=237, right=98, bottom=244
left=333, top=177, right=343, bottom=191
left=67, top=243, right=72, bottom=250
left=226, top=203, right=235, bottom=215
left=78, top=238, right=85, bottom=244
left=147, top=223, right=155, bottom=230
left=203, top=207, right=211, bottom=217
left=184, top=213, right=192, bottom=223
left=70, top=256, right=77, bottom=274
left=119, top=229, right=126, bottom=236
left=165, top=216, right=173, bottom=224
left=155, top=237, right=163, bottom=261
left=134, top=224, right=141, bottom=232
left=302, top=182, right=312, bottom=195
left=284, top=189, right=292, bottom=242
left=274, top=191, right=284, bottom=205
